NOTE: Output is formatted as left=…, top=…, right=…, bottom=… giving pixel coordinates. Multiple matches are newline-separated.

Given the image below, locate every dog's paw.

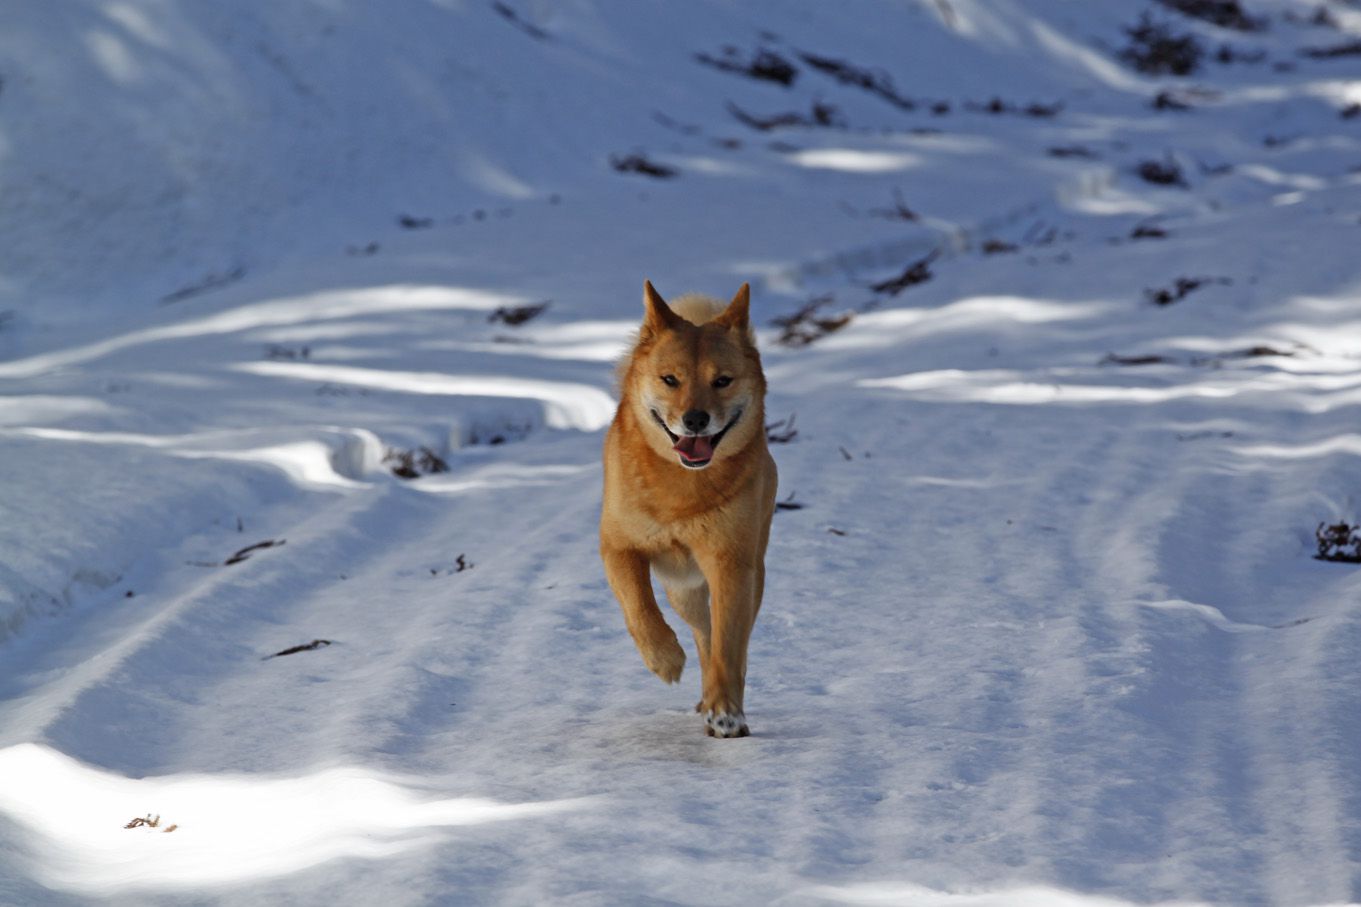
left=642, top=635, right=685, bottom=684
left=704, top=710, right=749, bottom=738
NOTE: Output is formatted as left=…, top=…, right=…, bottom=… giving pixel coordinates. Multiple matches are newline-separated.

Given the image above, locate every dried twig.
left=1301, top=40, right=1361, bottom=59
left=488, top=302, right=550, bottom=326
left=160, top=267, right=246, bottom=305
left=726, top=100, right=842, bottom=131
left=869, top=251, right=938, bottom=296
left=1102, top=353, right=1173, bottom=366
left=798, top=52, right=916, bottom=110
left=1137, top=156, right=1188, bottom=187
left=695, top=47, right=798, bottom=86
left=868, top=188, right=918, bottom=222
left=765, top=413, right=798, bottom=443
left=965, top=97, right=1062, bottom=118
left=224, top=539, right=286, bottom=566
left=491, top=1, right=549, bottom=40
left=264, top=344, right=310, bottom=361
left=771, top=296, right=854, bottom=346
left=432, top=555, right=474, bottom=576
left=610, top=154, right=677, bottom=179
left=1144, top=275, right=1230, bottom=306
left=265, top=639, right=333, bottom=659
left=1190, top=344, right=1292, bottom=365
left=1153, top=90, right=1193, bottom=111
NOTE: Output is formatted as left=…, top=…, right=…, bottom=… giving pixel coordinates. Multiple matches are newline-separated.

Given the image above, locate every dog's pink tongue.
left=674, top=434, right=715, bottom=462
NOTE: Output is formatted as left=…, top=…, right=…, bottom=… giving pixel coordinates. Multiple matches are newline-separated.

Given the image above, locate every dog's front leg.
left=696, top=556, right=757, bottom=738
left=601, top=545, right=685, bottom=683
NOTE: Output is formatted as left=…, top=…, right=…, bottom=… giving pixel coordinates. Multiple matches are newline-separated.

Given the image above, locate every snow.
left=2, top=1, right=1360, bottom=904
left=0, top=743, right=587, bottom=896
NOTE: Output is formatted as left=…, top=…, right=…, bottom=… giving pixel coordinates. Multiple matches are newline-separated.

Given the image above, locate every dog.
left=600, top=280, right=778, bottom=738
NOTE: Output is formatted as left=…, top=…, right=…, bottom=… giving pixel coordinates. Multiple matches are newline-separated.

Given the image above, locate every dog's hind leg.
left=602, top=546, right=685, bottom=683
left=662, top=581, right=710, bottom=709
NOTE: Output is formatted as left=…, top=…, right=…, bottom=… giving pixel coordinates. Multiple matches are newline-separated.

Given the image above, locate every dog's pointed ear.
left=715, top=283, right=751, bottom=332
left=642, top=280, right=682, bottom=337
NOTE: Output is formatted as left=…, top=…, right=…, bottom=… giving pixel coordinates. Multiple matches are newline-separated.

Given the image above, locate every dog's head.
left=624, top=280, right=766, bottom=470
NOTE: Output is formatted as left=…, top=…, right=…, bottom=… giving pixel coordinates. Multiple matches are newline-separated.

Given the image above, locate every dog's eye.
left=712, top=376, right=733, bottom=388
left=660, top=375, right=679, bottom=388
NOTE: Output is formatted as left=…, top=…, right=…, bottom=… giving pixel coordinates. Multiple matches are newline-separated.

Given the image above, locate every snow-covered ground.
left=2, top=1, right=1361, bottom=904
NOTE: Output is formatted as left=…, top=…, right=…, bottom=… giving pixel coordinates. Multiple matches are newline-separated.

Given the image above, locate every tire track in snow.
left=21, top=482, right=449, bottom=773
left=1023, top=412, right=1252, bottom=900
left=783, top=382, right=1360, bottom=905
left=998, top=397, right=1361, bottom=905
left=735, top=396, right=1053, bottom=889
left=157, top=449, right=610, bottom=776
left=1144, top=432, right=1361, bottom=905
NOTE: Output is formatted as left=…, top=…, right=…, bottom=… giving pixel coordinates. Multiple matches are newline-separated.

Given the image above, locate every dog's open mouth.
left=652, top=409, right=742, bottom=469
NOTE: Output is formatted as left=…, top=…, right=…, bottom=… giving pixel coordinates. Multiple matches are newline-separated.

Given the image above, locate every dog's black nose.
left=682, top=410, right=710, bottom=433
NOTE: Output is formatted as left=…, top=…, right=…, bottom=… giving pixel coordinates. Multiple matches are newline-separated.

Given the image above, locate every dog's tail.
left=671, top=293, right=757, bottom=344
left=668, top=293, right=724, bottom=326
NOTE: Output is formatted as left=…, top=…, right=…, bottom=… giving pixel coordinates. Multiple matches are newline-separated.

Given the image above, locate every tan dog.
left=600, top=280, right=777, bottom=738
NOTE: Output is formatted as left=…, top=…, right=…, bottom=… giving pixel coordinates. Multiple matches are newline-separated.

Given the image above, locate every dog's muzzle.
left=652, top=408, right=743, bottom=469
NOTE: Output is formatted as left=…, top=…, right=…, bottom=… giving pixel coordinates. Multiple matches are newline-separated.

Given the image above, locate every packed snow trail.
left=3, top=1, right=1361, bottom=904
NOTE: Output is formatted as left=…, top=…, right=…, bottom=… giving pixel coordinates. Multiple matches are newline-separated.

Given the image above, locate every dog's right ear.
left=641, top=280, right=682, bottom=338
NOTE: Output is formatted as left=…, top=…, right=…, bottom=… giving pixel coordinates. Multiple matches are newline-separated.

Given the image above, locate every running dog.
left=600, top=280, right=777, bottom=738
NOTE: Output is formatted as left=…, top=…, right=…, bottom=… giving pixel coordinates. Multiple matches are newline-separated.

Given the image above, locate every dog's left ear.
left=714, top=283, right=751, bottom=332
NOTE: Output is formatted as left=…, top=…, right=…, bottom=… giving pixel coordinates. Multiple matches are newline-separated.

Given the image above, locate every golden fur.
left=599, top=280, right=778, bottom=738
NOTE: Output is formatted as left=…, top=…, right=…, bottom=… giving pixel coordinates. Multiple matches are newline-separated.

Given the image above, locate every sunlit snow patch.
left=0, top=285, right=516, bottom=379
left=1236, top=434, right=1361, bottom=460
left=412, top=462, right=593, bottom=496
left=236, top=361, right=615, bottom=431
left=788, top=148, right=922, bottom=173
left=13, top=426, right=384, bottom=490
left=1134, top=599, right=1276, bottom=634
left=0, top=395, right=119, bottom=426
left=821, top=296, right=1103, bottom=352
left=0, top=743, right=586, bottom=895
left=861, top=367, right=1361, bottom=411
left=421, top=319, right=636, bottom=364
left=808, top=881, right=1209, bottom=906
